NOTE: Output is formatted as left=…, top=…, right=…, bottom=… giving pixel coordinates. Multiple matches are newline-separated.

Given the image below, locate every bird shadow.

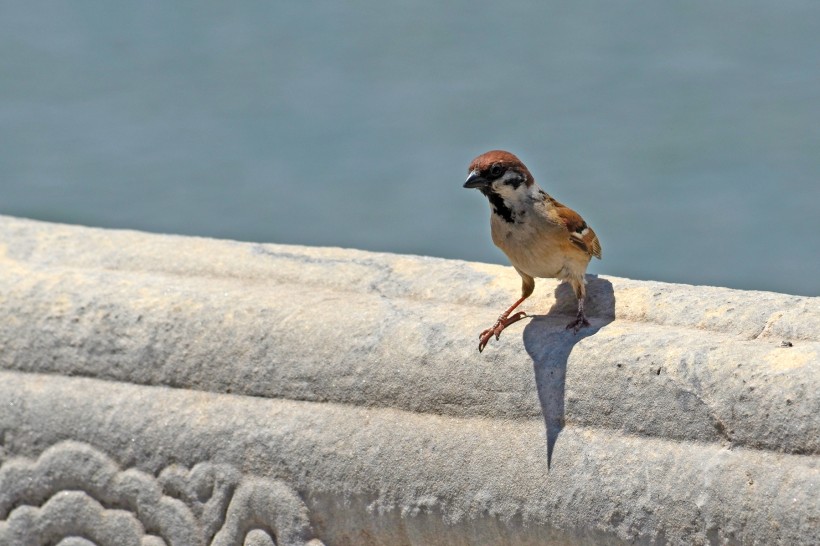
left=522, top=275, right=615, bottom=469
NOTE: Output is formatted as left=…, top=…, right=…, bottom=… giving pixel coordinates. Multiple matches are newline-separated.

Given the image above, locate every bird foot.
left=478, top=311, right=529, bottom=352
left=565, top=313, right=591, bottom=334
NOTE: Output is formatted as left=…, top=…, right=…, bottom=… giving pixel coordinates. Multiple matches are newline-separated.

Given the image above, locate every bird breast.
left=490, top=208, right=590, bottom=281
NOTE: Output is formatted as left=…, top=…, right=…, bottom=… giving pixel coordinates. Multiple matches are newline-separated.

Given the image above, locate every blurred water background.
left=2, top=2, right=818, bottom=296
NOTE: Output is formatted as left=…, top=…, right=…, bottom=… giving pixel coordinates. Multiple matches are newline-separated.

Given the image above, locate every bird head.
left=463, top=150, right=534, bottom=201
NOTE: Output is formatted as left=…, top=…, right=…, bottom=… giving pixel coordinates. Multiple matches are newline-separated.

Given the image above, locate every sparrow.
left=464, top=150, right=602, bottom=352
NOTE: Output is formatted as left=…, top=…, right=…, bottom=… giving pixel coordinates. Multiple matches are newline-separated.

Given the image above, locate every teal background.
left=2, top=2, right=818, bottom=295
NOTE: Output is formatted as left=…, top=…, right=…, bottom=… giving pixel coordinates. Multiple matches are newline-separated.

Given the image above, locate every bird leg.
left=565, top=296, right=591, bottom=333
left=478, top=295, right=530, bottom=352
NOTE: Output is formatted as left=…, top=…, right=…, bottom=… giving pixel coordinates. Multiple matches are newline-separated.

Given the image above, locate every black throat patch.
left=482, top=189, right=515, bottom=223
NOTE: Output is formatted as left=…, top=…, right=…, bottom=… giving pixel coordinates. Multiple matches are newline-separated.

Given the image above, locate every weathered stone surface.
left=0, top=215, right=818, bottom=545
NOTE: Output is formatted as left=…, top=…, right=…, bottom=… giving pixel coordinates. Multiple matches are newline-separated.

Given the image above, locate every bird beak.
left=463, top=170, right=488, bottom=189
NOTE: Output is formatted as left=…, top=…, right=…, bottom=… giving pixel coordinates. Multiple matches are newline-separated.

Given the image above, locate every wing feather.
left=554, top=202, right=602, bottom=259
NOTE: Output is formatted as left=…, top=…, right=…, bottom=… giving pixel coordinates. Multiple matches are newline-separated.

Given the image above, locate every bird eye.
left=490, top=164, right=503, bottom=177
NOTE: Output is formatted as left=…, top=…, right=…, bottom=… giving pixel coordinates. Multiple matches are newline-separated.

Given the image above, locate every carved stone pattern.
left=0, top=441, right=324, bottom=546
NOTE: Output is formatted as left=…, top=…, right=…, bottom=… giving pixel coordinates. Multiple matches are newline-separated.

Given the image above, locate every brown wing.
left=554, top=202, right=602, bottom=259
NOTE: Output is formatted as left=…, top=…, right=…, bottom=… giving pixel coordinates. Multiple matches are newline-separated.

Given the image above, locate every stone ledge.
left=0, top=215, right=818, bottom=545
left=1, top=372, right=817, bottom=545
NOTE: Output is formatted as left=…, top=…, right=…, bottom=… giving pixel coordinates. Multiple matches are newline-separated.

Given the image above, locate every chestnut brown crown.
left=468, top=150, right=533, bottom=184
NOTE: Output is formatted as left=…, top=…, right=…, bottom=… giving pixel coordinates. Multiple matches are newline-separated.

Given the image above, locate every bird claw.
left=477, top=311, right=529, bottom=352
left=477, top=331, right=494, bottom=353
left=565, top=314, right=591, bottom=334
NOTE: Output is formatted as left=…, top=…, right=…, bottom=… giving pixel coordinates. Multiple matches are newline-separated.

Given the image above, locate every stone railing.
left=0, top=215, right=817, bottom=545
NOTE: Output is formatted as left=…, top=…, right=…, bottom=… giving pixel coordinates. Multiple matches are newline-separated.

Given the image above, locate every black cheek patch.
left=504, top=174, right=524, bottom=189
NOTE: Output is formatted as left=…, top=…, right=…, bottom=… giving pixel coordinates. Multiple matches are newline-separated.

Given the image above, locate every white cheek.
left=500, top=170, right=518, bottom=182
left=492, top=182, right=523, bottom=202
